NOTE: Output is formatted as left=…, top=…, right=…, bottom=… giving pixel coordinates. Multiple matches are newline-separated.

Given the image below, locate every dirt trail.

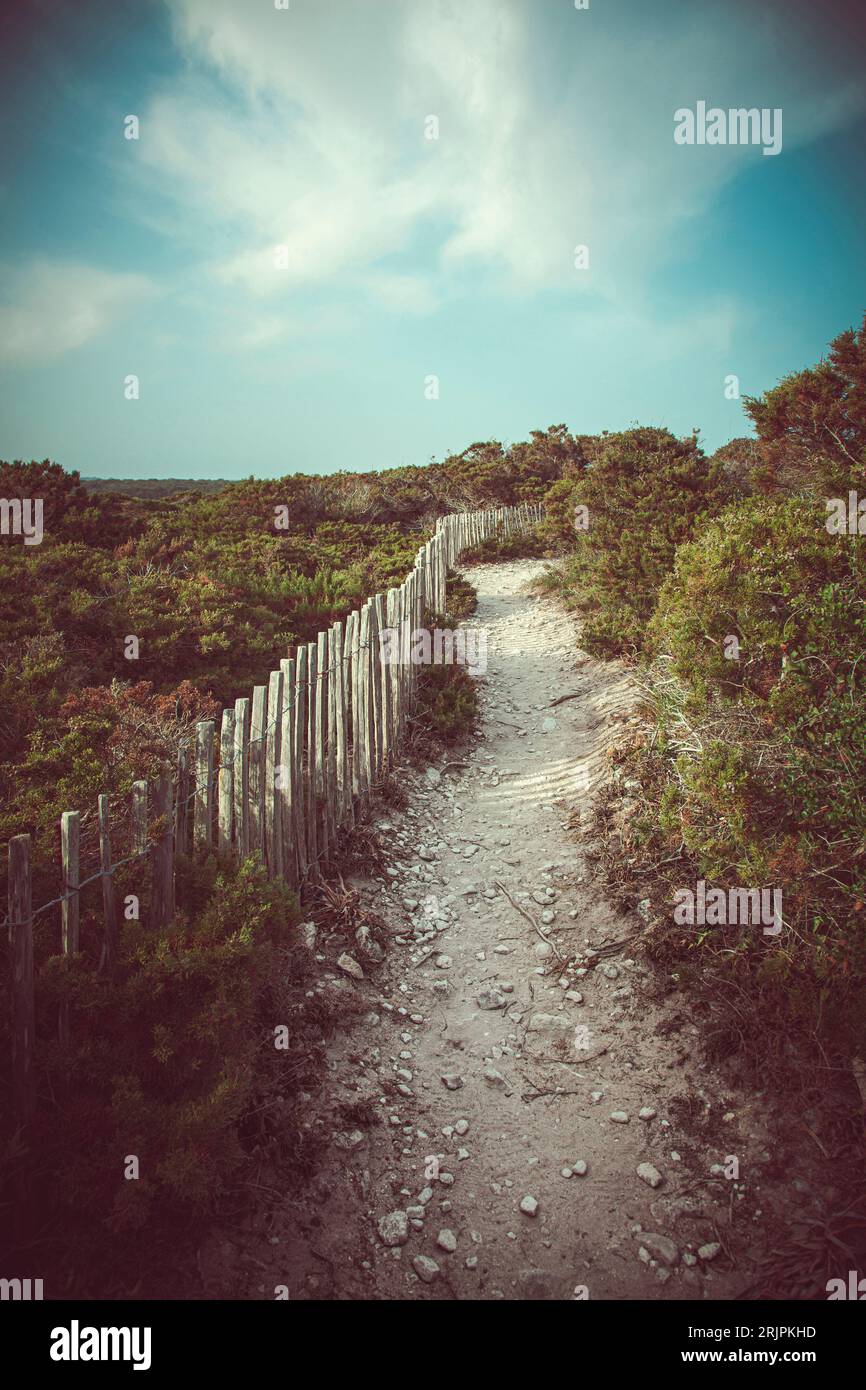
left=211, top=561, right=777, bottom=1301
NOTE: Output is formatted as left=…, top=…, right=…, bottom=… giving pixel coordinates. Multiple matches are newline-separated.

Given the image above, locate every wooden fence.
left=4, top=501, right=543, bottom=1129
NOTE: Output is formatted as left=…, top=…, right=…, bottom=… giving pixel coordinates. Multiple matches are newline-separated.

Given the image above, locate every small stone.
left=698, top=1242, right=721, bottom=1262
left=412, top=1255, right=440, bottom=1283
left=572, top=1160, right=588, bottom=1176
left=637, top=1232, right=679, bottom=1267
left=636, top=1163, right=663, bottom=1189
left=561, top=1167, right=573, bottom=1179
left=519, top=1195, right=539, bottom=1217
left=454, top=1119, right=469, bottom=1136
left=638, top=1107, right=657, bottom=1121
left=332, top=1129, right=366, bottom=1151
left=436, top=1228, right=458, bottom=1253
left=441, top=1072, right=464, bottom=1091
left=477, top=989, right=507, bottom=1011
left=610, top=1111, right=629, bottom=1124
left=377, top=1211, right=409, bottom=1247
left=337, top=953, right=364, bottom=980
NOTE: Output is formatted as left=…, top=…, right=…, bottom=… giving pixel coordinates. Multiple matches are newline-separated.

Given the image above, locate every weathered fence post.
left=305, top=642, right=319, bottom=877
left=174, top=742, right=190, bottom=855
left=234, top=697, right=250, bottom=859
left=218, top=708, right=235, bottom=855
left=348, top=610, right=361, bottom=804
left=249, top=687, right=267, bottom=861
left=293, top=646, right=309, bottom=881
left=358, top=602, right=373, bottom=801
left=98, top=795, right=118, bottom=970
left=327, top=626, right=338, bottom=843
left=315, top=632, right=329, bottom=863
left=132, top=779, right=148, bottom=855
left=333, top=622, right=351, bottom=829
left=265, top=669, right=283, bottom=879
left=279, top=657, right=298, bottom=886
left=59, top=810, right=80, bottom=1047
left=193, top=721, right=215, bottom=850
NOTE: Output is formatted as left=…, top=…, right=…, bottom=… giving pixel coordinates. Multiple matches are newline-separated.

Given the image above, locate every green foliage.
left=443, top=570, right=478, bottom=622
left=549, top=427, right=736, bottom=655
left=0, top=856, right=306, bottom=1288
left=416, top=663, right=479, bottom=744
left=744, top=313, right=866, bottom=496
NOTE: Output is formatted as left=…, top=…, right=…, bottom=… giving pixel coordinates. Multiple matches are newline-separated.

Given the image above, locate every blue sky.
left=0, top=0, right=864, bottom=480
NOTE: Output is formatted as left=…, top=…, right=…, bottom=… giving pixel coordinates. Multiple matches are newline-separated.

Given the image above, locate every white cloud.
left=0, top=262, right=152, bottom=366
left=130, top=0, right=864, bottom=313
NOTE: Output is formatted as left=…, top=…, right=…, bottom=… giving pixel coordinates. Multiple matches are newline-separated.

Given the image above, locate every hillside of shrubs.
left=541, top=318, right=866, bottom=1095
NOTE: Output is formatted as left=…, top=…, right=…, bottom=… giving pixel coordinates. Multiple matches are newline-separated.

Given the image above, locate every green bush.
left=1, top=856, right=306, bottom=1286
left=548, top=427, right=736, bottom=655
left=416, top=663, right=479, bottom=744
left=631, top=492, right=866, bottom=1043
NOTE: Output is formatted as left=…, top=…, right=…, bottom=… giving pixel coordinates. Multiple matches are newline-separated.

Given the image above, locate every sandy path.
left=211, top=561, right=771, bottom=1301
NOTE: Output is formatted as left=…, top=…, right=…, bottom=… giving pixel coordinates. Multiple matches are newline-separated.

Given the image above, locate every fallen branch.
left=493, top=879, right=564, bottom=962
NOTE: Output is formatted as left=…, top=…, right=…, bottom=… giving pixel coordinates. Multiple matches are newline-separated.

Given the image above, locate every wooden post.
left=333, top=622, right=351, bottom=829
left=265, top=669, right=283, bottom=879
left=279, top=657, right=297, bottom=886
left=327, top=626, right=339, bottom=842
left=151, top=774, right=175, bottom=929
left=175, top=742, right=190, bottom=855
left=359, top=602, right=374, bottom=799
left=386, top=589, right=398, bottom=747
left=348, top=610, right=361, bottom=803
left=59, top=810, right=80, bottom=1047
left=98, top=795, right=118, bottom=970
left=368, top=599, right=382, bottom=776
left=218, top=709, right=235, bottom=855
left=9, top=834, right=35, bottom=1130
left=249, top=686, right=267, bottom=861
left=375, top=593, right=392, bottom=775
left=293, top=646, right=309, bottom=882
left=315, top=632, right=329, bottom=863
left=132, top=779, right=148, bottom=855
left=193, top=721, right=215, bottom=850
left=306, top=641, right=319, bottom=878
left=234, top=697, right=250, bottom=859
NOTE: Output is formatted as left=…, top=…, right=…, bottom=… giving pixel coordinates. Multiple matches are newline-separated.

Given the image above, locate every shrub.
left=1, top=855, right=309, bottom=1291
left=549, top=427, right=736, bottom=656
left=625, top=492, right=866, bottom=1051
left=415, top=663, right=479, bottom=745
